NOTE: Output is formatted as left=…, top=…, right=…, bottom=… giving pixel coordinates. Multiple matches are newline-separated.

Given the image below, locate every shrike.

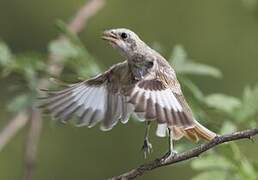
left=40, top=28, right=217, bottom=160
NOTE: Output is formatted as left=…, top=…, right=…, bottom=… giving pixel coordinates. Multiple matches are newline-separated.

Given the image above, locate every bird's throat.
left=130, top=63, right=151, bottom=81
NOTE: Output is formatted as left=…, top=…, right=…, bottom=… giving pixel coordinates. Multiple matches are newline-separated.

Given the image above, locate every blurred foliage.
left=0, top=22, right=258, bottom=180
left=170, top=45, right=222, bottom=78
left=169, top=45, right=258, bottom=180
left=0, top=22, right=100, bottom=113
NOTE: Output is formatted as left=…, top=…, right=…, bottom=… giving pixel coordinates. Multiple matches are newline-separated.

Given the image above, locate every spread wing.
left=39, top=70, right=133, bottom=131
left=128, top=79, right=195, bottom=127
left=127, top=62, right=216, bottom=141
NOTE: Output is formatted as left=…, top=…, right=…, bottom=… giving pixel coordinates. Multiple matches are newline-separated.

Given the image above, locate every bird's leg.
left=141, top=121, right=152, bottom=158
left=161, top=127, right=177, bottom=162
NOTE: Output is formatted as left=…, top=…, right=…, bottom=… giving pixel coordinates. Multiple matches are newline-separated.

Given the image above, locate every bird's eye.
left=121, top=32, right=128, bottom=39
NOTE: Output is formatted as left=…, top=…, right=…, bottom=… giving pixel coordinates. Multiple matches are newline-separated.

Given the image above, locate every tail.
left=156, top=120, right=217, bottom=142
left=184, top=119, right=217, bottom=141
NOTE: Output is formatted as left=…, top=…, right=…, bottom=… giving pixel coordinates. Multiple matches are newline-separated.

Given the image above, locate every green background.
left=0, top=0, right=257, bottom=179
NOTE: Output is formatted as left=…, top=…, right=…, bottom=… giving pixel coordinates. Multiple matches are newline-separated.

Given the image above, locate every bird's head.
left=102, top=28, right=146, bottom=58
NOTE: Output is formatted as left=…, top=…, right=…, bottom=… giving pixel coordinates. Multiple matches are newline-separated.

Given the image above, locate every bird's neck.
left=127, top=50, right=156, bottom=81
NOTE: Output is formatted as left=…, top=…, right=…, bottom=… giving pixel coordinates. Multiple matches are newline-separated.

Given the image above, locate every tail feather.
left=157, top=120, right=217, bottom=142
left=184, top=128, right=199, bottom=142
left=190, top=119, right=217, bottom=141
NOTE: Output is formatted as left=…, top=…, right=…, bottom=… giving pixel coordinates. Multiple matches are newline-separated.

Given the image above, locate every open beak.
left=102, top=30, right=119, bottom=45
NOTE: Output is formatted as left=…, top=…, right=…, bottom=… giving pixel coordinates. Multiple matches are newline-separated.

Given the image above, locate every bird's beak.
left=102, top=30, right=119, bottom=45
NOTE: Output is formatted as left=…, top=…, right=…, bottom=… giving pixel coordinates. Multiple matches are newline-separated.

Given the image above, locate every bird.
left=39, top=28, right=217, bottom=160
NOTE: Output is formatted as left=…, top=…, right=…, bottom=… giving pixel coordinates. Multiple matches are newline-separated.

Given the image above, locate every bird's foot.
left=141, top=138, right=153, bottom=158
left=160, top=150, right=177, bottom=163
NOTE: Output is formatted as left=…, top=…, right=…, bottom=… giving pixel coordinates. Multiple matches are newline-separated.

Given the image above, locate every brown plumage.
left=39, top=28, right=216, bottom=157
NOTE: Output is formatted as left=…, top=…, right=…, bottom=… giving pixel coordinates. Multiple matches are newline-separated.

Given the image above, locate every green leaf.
left=0, top=41, right=12, bottom=66
left=204, top=94, right=241, bottom=114
left=235, top=85, right=258, bottom=121
left=65, top=46, right=101, bottom=78
left=7, top=94, right=30, bottom=112
left=49, top=21, right=101, bottom=78
left=49, top=39, right=80, bottom=59
left=76, top=61, right=100, bottom=77
left=192, top=171, right=227, bottom=180
left=180, top=77, right=204, bottom=101
left=170, top=45, right=222, bottom=78
left=176, top=62, right=222, bottom=78
left=55, top=20, right=82, bottom=45
left=240, top=159, right=257, bottom=179
left=11, top=54, right=45, bottom=89
left=169, top=45, right=187, bottom=64
left=220, top=121, right=237, bottom=134
left=191, top=155, right=234, bottom=170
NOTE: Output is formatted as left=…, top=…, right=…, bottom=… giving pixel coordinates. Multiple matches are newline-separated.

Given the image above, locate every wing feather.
left=40, top=69, right=133, bottom=130
left=127, top=78, right=216, bottom=141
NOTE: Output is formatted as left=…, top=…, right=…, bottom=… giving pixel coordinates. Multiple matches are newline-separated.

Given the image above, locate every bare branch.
left=0, top=0, right=105, bottom=153
left=0, top=111, right=29, bottom=151
left=39, top=0, right=106, bottom=86
left=21, top=1, right=106, bottom=180
left=0, top=1, right=106, bottom=180
left=68, top=0, right=106, bottom=34
left=23, top=107, right=42, bottom=180
left=109, top=127, right=258, bottom=180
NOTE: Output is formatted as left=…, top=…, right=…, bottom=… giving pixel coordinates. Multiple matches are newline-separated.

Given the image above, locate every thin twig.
left=0, top=111, right=29, bottom=151
left=0, top=0, right=106, bottom=153
left=23, top=107, right=42, bottom=180
left=22, top=1, right=106, bottom=180
left=109, top=127, right=258, bottom=180
left=0, top=0, right=105, bottom=180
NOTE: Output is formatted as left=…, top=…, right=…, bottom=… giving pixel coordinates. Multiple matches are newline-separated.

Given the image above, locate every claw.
left=141, top=138, right=153, bottom=158
left=160, top=150, right=177, bottom=163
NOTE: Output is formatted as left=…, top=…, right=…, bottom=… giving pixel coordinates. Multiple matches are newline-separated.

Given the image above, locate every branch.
left=21, top=1, right=106, bottom=180
left=109, top=127, right=258, bottom=180
left=0, top=111, right=29, bottom=151
left=0, top=1, right=105, bottom=180
left=0, top=0, right=106, bottom=153
left=22, top=107, right=42, bottom=180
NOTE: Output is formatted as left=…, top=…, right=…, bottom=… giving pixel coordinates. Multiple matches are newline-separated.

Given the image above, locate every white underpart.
left=156, top=123, right=168, bottom=137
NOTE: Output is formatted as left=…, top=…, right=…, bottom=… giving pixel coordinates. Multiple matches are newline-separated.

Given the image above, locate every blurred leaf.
left=49, top=39, right=80, bottom=60
left=192, top=171, right=227, bottom=180
left=12, top=54, right=45, bottom=89
left=175, top=61, right=222, bottom=78
left=220, top=121, right=237, bottom=134
left=191, top=155, right=234, bottom=170
left=49, top=21, right=101, bottom=78
left=170, top=45, right=222, bottom=78
left=180, top=77, right=204, bottom=101
left=170, top=45, right=187, bottom=63
left=0, top=41, right=12, bottom=66
left=204, top=94, right=241, bottom=114
left=240, top=159, right=257, bottom=179
left=14, top=54, right=45, bottom=70
left=7, top=94, right=30, bottom=112
left=235, top=85, right=258, bottom=121
left=230, top=143, right=258, bottom=179
left=55, top=20, right=82, bottom=45
left=76, top=61, right=100, bottom=77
